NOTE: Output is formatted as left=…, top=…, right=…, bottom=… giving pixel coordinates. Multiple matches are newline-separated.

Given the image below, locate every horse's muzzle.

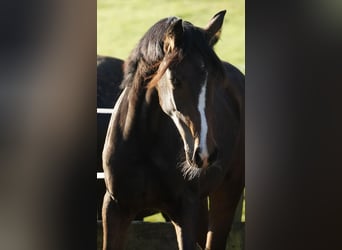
left=193, top=147, right=218, bottom=168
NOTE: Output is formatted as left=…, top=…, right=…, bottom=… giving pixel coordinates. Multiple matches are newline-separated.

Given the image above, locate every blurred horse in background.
left=97, top=55, right=124, bottom=220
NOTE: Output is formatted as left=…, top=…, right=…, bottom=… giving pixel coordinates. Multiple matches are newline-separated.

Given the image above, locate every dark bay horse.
left=97, top=55, right=124, bottom=109
left=102, top=10, right=244, bottom=250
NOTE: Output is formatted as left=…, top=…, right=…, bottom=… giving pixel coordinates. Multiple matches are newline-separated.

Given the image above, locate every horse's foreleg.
left=196, top=198, right=209, bottom=249
left=102, top=191, right=132, bottom=250
left=205, top=174, right=244, bottom=250
left=169, top=196, right=203, bottom=250
left=172, top=221, right=201, bottom=250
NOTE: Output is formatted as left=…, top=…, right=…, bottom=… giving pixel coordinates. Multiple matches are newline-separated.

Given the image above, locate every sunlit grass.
left=143, top=213, right=166, bottom=223
left=97, top=0, right=244, bottom=72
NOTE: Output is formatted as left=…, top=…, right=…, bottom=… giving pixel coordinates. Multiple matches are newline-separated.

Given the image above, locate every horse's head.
left=148, top=11, right=226, bottom=169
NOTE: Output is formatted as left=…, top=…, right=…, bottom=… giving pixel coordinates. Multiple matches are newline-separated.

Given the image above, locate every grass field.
left=97, top=0, right=245, bottom=223
left=97, top=0, right=244, bottom=73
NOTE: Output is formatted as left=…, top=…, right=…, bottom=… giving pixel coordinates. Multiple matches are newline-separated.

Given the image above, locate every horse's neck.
left=104, top=83, right=183, bottom=169
left=143, top=96, right=183, bottom=167
left=121, top=87, right=182, bottom=165
left=137, top=88, right=181, bottom=146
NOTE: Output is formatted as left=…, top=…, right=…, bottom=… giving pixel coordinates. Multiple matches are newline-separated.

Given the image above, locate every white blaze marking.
left=198, top=73, right=209, bottom=160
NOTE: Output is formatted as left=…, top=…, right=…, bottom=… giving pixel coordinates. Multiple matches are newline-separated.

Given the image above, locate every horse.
left=102, top=10, right=244, bottom=250
left=97, top=55, right=124, bottom=108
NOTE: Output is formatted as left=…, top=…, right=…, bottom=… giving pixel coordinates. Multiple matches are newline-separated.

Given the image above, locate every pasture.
left=97, top=0, right=245, bottom=224
left=97, top=0, right=245, bottom=73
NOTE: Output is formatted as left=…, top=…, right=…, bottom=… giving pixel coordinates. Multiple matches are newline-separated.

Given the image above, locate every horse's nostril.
left=208, top=147, right=218, bottom=164
left=193, top=147, right=217, bottom=167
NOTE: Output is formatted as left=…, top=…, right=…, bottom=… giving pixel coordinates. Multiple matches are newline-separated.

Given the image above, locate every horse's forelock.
left=147, top=49, right=182, bottom=89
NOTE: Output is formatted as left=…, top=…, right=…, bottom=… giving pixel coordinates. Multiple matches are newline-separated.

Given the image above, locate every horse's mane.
left=120, top=17, right=175, bottom=90
left=120, top=16, right=224, bottom=93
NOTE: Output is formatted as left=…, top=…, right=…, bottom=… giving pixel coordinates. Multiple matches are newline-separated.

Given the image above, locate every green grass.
left=97, top=0, right=244, bottom=73
left=143, top=213, right=166, bottom=223
left=97, top=0, right=245, bottom=223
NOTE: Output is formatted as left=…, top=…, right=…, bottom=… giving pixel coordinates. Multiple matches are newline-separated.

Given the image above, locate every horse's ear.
left=204, top=10, right=226, bottom=46
left=164, top=18, right=183, bottom=54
